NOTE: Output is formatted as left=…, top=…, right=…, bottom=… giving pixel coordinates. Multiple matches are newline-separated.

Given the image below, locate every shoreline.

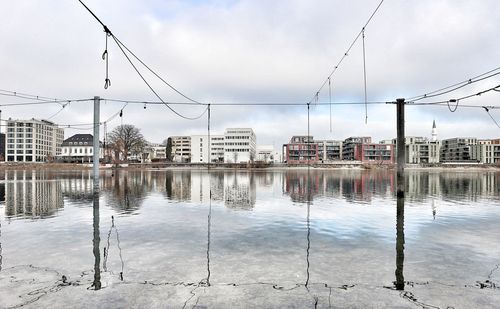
left=0, top=162, right=498, bottom=171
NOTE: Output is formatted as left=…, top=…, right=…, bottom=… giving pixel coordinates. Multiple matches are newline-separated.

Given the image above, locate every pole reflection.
left=395, top=170, right=405, bottom=290
left=92, top=187, right=101, bottom=290
left=395, top=192, right=405, bottom=290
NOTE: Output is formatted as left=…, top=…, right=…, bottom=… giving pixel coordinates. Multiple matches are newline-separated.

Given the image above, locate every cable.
left=0, top=89, right=60, bottom=102
left=328, top=77, right=332, bottom=132
left=483, top=106, right=500, bottom=129
left=408, top=66, right=500, bottom=102
left=47, top=102, right=70, bottom=120
left=77, top=0, right=203, bottom=104
left=112, top=35, right=204, bottom=105
left=110, top=34, right=209, bottom=120
left=362, top=28, right=368, bottom=124
left=307, top=0, right=384, bottom=104
left=0, top=98, right=92, bottom=107
left=103, top=98, right=389, bottom=106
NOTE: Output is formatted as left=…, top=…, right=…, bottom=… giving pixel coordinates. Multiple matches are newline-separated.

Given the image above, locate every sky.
left=0, top=0, right=499, bottom=147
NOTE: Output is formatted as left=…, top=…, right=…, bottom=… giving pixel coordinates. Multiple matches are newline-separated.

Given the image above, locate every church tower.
left=431, top=120, right=437, bottom=142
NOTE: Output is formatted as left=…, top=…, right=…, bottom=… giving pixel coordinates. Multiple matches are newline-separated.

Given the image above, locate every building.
left=354, top=143, right=394, bottom=163
left=284, top=136, right=319, bottom=164
left=316, top=140, right=343, bottom=161
left=392, top=136, right=440, bottom=164
left=440, top=138, right=477, bottom=162
left=59, top=134, right=103, bottom=163
left=471, top=139, right=500, bottom=164
left=0, top=133, right=5, bottom=161
left=191, top=135, right=225, bottom=163
left=141, top=143, right=166, bottom=162
left=256, top=145, right=280, bottom=163
left=5, top=118, right=64, bottom=162
left=342, top=137, right=371, bottom=161
left=431, top=120, right=438, bottom=142
left=170, top=136, right=191, bottom=162
left=224, top=128, right=256, bottom=163
left=210, top=136, right=225, bottom=163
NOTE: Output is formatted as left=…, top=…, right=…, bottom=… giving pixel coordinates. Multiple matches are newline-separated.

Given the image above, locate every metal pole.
left=396, top=98, right=405, bottom=197
left=395, top=97, right=405, bottom=290
left=93, top=96, right=100, bottom=188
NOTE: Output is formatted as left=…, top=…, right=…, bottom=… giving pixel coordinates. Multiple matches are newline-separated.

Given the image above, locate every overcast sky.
left=1, top=0, right=499, bottom=147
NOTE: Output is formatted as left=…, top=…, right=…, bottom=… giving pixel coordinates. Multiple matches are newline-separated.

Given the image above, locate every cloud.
left=1, top=0, right=499, bottom=146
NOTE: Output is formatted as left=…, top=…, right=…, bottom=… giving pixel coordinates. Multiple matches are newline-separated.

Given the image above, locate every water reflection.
left=224, top=172, right=256, bottom=210
left=103, top=170, right=148, bottom=213
left=4, top=171, right=63, bottom=218
left=2, top=170, right=499, bottom=219
left=103, top=216, right=124, bottom=281
left=91, top=187, right=101, bottom=290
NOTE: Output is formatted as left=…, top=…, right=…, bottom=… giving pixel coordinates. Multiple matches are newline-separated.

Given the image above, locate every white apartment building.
left=391, top=136, right=440, bottom=164
left=6, top=118, right=64, bottom=162
left=170, top=136, right=191, bottom=162
left=191, top=135, right=225, bottom=163
left=224, top=128, right=256, bottom=163
left=59, top=134, right=103, bottom=162
left=471, top=139, right=500, bottom=164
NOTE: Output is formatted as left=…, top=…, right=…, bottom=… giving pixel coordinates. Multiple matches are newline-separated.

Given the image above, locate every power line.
left=103, top=98, right=390, bottom=106
left=407, top=66, right=500, bottom=102
left=307, top=0, right=384, bottom=104
left=482, top=106, right=500, bottom=130
left=110, top=34, right=209, bottom=120
left=111, top=35, right=203, bottom=105
left=409, top=83, right=500, bottom=108
left=0, top=98, right=92, bottom=107
left=0, top=89, right=60, bottom=102
left=77, top=0, right=205, bottom=115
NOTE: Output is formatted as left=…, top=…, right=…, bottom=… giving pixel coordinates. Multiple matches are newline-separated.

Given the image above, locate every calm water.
left=0, top=169, right=499, bottom=308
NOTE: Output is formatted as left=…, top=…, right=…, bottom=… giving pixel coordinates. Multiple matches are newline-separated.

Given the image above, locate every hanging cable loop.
left=103, top=29, right=112, bottom=89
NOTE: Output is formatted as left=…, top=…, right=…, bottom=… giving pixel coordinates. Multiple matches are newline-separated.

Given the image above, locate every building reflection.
left=224, top=172, right=256, bottom=210
left=4, top=171, right=63, bottom=218
left=282, top=170, right=499, bottom=204
left=165, top=170, right=191, bottom=202
left=101, top=170, right=147, bottom=213
left=59, top=171, right=94, bottom=203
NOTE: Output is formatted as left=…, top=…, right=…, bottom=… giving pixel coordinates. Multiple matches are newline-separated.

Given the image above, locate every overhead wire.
left=77, top=0, right=206, bottom=122
left=307, top=0, right=384, bottom=104
left=362, top=28, right=368, bottom=124
left=407, top=66, right=500, bottom=102
left=482, top=106, right=500, bottom=130
left=0, top=89, right=60, bottom=102
left=110, top=34, right=208, bottom=120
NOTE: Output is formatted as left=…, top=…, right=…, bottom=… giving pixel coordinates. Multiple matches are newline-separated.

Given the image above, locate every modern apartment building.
left=440, top=138, right=478, bottom=162
left=355, top=143, right=394, bottom=163
left=170, top=136, right=191, bottom=162
left=471, top=139, right=500, bottom=164
left=316, top=140, right=343, bottom=161
left=392, top=136, right=440, bottom=164
left=342, top=137, right=371, bottom=161
left=284, top=136, right=319, bottom=164
left=224, top=128, right=256, bottom=163
left=5, top=118, right=64, bottom=162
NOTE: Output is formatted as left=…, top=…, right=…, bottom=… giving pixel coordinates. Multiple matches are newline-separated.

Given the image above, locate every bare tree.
left=108, top=124, right=146, bottom=162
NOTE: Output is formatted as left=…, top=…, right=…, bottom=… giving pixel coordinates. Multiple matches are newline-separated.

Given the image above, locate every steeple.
left=431, top=120, right=437, bottom=142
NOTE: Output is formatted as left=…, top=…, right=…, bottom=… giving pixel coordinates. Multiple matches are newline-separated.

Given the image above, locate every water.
left=0, top=169, right=499, bottom=308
